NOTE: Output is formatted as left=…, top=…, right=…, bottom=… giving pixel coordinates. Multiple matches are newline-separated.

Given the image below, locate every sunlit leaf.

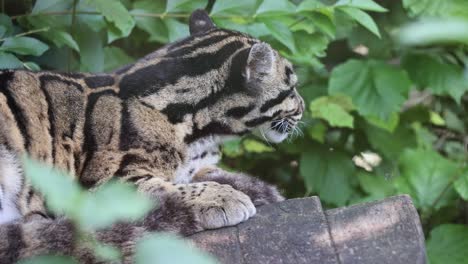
left=397, top=19, right=468, bottom=46
left=22, top=157, right=82, bottom=215
left=19, top=255, right=77, bottom=264
left=310, top=95, right=355, bottom=128
left=243, top=139, right=275, bottom=153
left=77, top=181, right=153, bottom=230
left=135, top=233, right=217, bottom=264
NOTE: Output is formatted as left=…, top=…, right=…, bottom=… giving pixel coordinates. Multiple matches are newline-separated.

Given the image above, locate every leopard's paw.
left=186, top=182, right=256, bottom=229
left=193, top=169, right=285, bottom=206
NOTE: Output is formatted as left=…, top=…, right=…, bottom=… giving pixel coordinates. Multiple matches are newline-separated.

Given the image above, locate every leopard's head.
left=189, top=10, right=304, bottom=143
left=123, top=10, right=304, bottom=144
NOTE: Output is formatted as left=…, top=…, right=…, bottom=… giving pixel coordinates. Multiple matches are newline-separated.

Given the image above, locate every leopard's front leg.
left=135, top=176, right=256, bottom=231
left=192, top=167, right=285, bottom=206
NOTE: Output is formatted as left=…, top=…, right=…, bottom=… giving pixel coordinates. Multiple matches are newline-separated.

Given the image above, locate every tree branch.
left=0, top=27, right=50, bottom=42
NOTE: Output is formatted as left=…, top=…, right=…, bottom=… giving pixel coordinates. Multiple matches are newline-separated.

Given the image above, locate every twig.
left=67, top=0, right=79, bottom=72
left=288, top=17, right=307, bottom=28
left=22, top=62, right=32, bottom=70
left=0, top=27, right=50, bottom=42
left=430, top=170, right=461, bottom=210
left=11, top=11, right=250, bottom=20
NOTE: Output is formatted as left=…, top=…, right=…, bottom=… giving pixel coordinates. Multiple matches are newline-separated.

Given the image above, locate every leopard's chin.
left=264, top=129, right=288, bottom=143
left=253, top=123, right=289, bottom=143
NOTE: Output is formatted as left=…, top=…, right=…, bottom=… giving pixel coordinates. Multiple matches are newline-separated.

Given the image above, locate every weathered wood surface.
left=190, top=195, right=427, bottom=264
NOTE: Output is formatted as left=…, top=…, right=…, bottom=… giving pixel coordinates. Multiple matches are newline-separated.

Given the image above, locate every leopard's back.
left=0, top=9, right=304, bottom=263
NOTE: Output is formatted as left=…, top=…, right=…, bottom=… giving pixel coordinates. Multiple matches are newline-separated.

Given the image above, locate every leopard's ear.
left=189, top=9, right=216, bottom=35
left=245, top=43, right=276, bottom=81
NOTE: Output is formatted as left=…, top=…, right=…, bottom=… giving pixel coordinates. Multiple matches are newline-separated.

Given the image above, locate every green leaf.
left=426, top=224, right=468, bottom=264
left=32, top=0, right=73, bottom=13
left=309, top=13, right=336, bottom=39
left=213, top=19, right=270, bottom=38
left=0, top=52, right=24, bottom=69
left=22, top=157, right=83, bottom=215
left=310, top=95, right=354, bottom=128
left=77, top=181, right=153, bottom=230
left=300, top=145, right=355, bottom=206
left=243, top=139, right=275, bottom=153
left=255, top=0, right=296, bottom=17
left=211, top=0, right=257, bottom=16
left=263, top=20, right=296, bottom=52
left=104, top=46, right=134, bottom=72
left=296, top=0, right=326, bottom=12
left=364, top=121, right=416, bottom=160
left=86, top=0, right=135, bottom=42
left=402, top=53, right=468, bottom=102
left=23, top=61, right=41, bottom=71
left=0, top=36, right=49, bottom=56
left=454, top=170, right=468, bottom=200
left=294, top=31, right=329, bottom=56
left=357, top=172, right=395, bottom=200
left=329, top=60, right=411, bottom=120
left=164, top=19, right=189, bottom=42
left=19, top=255, right=77, bottom=264
left=93, top=241, right=121, bottom=262
left=307, top=122, right=326, bottom=143
left=338, top=7, right=381, bottom=37
left=76, top=1, right=106, bottom=32
left=42, top=30, right=80, bottom=51
left=75, top=24, right=104, bottom=72
left=397, top=20, right=468, bottom=46
left=335, top=0, right=387, bottom=12
left=0, top=14, right=14, bottom=37
left=222, top=139, right=244, bottom=157
left=411, top=123, right=438, bottom=150
left=348, top=25, right=392, bottom=59
left=443, top=109, right=466, bottom=134
left=429, top=111, right=445, bottom=126
left=166, top=0, right=207, bottom=13
left=132, top=7, right=168, bottom=43
left=395, top=148, right=458, bottom=212
left=135, top=233, right=217, bottom=264
left=365, top=112, right=399, bottom=132
left=403, top=0, right=468, bottom=19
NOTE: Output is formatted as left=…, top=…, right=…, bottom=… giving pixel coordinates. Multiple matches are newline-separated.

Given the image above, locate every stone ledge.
left=190, top=195, right=427, bottom=264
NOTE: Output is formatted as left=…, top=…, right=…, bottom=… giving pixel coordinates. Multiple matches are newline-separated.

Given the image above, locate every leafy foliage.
left=21, top=158, right=214, bottom=263
left=1, top=0, right=468, bottom=263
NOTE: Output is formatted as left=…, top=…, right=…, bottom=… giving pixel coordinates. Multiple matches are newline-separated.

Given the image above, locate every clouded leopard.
left=0, top=10, right=304, bottom=263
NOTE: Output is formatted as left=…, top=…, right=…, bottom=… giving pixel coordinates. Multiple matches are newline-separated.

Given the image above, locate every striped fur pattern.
left=0, top=10, right=304, bottom=262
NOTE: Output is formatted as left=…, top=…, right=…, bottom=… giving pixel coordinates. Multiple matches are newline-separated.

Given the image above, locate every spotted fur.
left=0, top=10, right=303, bottom=262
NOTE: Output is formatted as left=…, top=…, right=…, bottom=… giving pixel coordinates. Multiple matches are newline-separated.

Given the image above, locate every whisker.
left=259, top=127, right=273, bottom=147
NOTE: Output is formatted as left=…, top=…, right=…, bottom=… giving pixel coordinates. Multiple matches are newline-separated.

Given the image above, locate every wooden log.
left=190, top=195, right=427, bottom=264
